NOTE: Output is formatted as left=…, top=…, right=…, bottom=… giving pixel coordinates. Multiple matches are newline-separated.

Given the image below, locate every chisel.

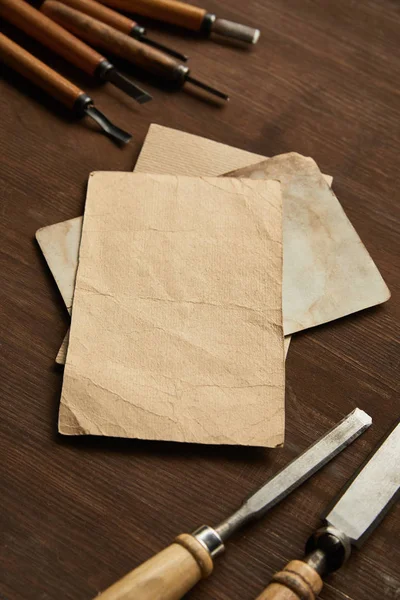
left=0, top=33, right=131, bottom=144
left=255, top=421, right=400, bottom=599
left=0, top=0, right=152, bottom=104
left=40, top=0, right=229, bottom=101
left=98, top=0, right=260, bottom=45
left=94, top=408, right=371, bottom=600
left=43, top=0, right=188, bottom=61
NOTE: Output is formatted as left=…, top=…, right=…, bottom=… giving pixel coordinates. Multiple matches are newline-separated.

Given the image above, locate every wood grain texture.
left=99, top=0, right=206, bottom=31
left=255, top=560, right=323, bottom=600
left=41, top=0, right=180, bottom=79
left=0, top=1, right=399, bottom=599
left=0, top=33, right=83, bottom=109
left=52, top=0, right=137, bottom=35
left=95, top=534, right=213, bottom=599
left=0, top=0, right=106, bottom=75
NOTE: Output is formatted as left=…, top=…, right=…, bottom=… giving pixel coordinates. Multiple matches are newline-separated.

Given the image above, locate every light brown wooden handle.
left=98, top=0, right=206, bottom=31
left=95, top=534, right=213, bottom=600
left=0, top=0, right=105, bottom=75
left=255, top=560, right=324, bottom=600
left=52, top=0, right=137, bottom=35
left=41, top=1, right=179, bottom=80
left=0, top=32, right=84, bottom=109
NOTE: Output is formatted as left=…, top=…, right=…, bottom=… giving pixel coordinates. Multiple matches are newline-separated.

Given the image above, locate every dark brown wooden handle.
left=98, top=0, right=206, bottom=31
left=52, top=0, right=136, bottom=35
left=0, top=31, right=84, bottom=109
left=0, top=0, right=105, bottom=76
left=255, top=560, right=323, bottom=600
left=41, top=0, right=180, bottom=80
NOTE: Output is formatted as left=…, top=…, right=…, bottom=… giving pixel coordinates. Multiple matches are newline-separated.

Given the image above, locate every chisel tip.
left=106, top=68, right=153, bottom=104
left=85, top=105, right=132, bottom=145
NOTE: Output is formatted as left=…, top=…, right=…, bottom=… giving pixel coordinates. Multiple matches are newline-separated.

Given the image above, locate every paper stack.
left=36, top=125, right=390, bottom=448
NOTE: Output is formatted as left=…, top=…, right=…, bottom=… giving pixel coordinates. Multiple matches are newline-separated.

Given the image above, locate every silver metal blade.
left=325, top=422, right=400, bottom=548
left=215, top=408, right=371, bottom=541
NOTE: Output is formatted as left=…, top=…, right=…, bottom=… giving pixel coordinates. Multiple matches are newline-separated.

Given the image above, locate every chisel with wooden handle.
left=94, top=408, right=371, bottom=600
left=255, top=420, right=400, bottom=600
left=45, top=0, right=187, bottom=60
left=98, top=0, right=260, bottom=45
left=0, top=0, right=152, bottom=104
left=40, top=0, right=229, bottom=101
left=0, top=32, right=131, bottom=144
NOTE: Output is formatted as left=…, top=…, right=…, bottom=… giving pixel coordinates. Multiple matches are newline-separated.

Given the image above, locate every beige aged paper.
left=38, top=124, right=333, bottom=363
left=56, top=318, right=290, bottom=365
left=135, top=125, right=334, bottom=183
left=59, top=173, right=285, bottom=446
left=227, top=154, right=390, bottom=334
left=36, top=216, right=82, bottom=313
left=57, top=331, right=69, bottom=362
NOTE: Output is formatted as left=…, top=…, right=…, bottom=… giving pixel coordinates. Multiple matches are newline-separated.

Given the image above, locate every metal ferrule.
left=94, top=58, right=114, bottom=81
left=130, top=24, right=146, bottom=39
left=171, top=63, right=190, bottom=85
left=200, top=13, right=216, bottom=36
left=305, top=525, right=352, bottom=574
left=72, top=92, right=92, bottom=117
left=192, top=525, right=225, bottom=558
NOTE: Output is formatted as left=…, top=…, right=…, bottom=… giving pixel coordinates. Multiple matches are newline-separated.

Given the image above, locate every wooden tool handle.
left=52, top=0, right=136, bottom=35
left=99, top=0, right=206, bottom=31
left=0, top=32, right=84, bottom=109
left=0, top=0, right=105, bottom=76
left=95, top=534, right=213, bottom=600
left=255, top=560, right=323, bottom=600
left=41, top=1, right=180, bottom=80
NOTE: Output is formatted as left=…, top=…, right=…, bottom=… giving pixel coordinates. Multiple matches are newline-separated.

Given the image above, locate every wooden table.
left=1, top=1, right=399, bottom=599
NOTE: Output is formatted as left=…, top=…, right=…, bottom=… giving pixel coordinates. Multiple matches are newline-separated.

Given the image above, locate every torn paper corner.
left=56, top=331, right=69, bottom=364
left=224, top=153, right=390, bottom=335
left=36, top=216, right=83, bottom=312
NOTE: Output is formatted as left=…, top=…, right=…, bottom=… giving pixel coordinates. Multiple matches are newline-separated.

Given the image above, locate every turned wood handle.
left=0, top=32, right=84, bottom=109
left=41, top=1, right=179, bottom=80
left=98, top=0, right=206, bottom=31
left=95, top=534, right=213, bottom=600
left=255, top=560, right=323, bottom=600
left=0, top=0, right=106, bottom=76
left=51, top=0, right=136, bottom=35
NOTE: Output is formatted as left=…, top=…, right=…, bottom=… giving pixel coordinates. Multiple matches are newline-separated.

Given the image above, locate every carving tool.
left=94, top=408, right=371, bottom=600
left=40, top=0, right=229, bottom=101
left=45, top=0, right=188, bottom=60
left=0, top=32, right=131, bottom=144
left=98, top=0, right=260, bottom=45
left=255, top=421, right=400, bottom=599
left=0, top=0, right=152, bottom=104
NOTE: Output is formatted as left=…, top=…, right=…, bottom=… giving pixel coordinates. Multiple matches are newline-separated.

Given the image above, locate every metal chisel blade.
left=215, top=408, right=372, bottom=541
left=325, top=421, right=400, bottom=548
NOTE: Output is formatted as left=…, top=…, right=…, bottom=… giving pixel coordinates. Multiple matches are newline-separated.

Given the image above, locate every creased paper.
left=226, top=153, right=390, bottom=334
left=59, top=173, right=285, bottom=447
left=39, top=124, right=333, bottom=362
left=56, top=318, right=291, bottom=365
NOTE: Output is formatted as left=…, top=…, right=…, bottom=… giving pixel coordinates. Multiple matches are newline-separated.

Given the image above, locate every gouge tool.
left=98, top=0, right=260, bottom=45
left=255, top=420, right=400, bottom=599
left=41, top=0, right=229, bottom=101
left=43, top=0, right=188, bottom=60
left=0, top=0, right=152, bottom=104
left=0, top=32, right=131, bottom=144
left=94, top=408, right=371, bottom=600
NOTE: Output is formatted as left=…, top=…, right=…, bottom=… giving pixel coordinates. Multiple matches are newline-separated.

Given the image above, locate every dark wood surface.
left=0, top=1, right=399, bottom=599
